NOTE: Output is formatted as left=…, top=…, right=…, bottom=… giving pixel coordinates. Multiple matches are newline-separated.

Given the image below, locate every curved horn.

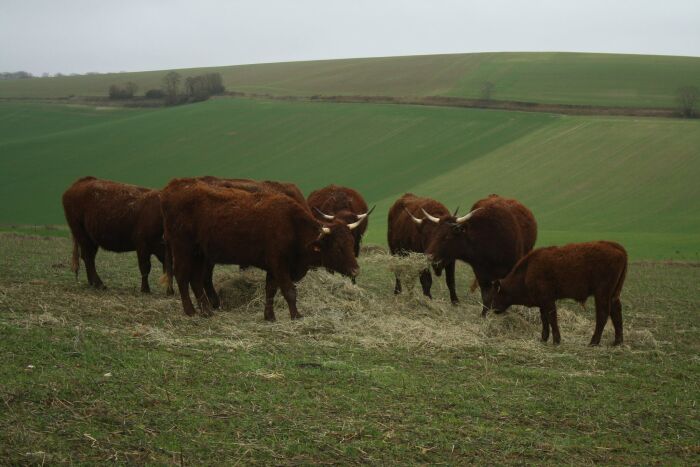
left=421, top=208, right=440, bottom=223
left=347, top=218, right=362, bottom=230
left=355, top=205, right=376, bottom=221
left=314, top=207, right=335, bottom=220
left=404, top=208, right=422, bottom=225
left=456, top=208, right=482, bottom=224
left=452, top=206, right=460, bottom=217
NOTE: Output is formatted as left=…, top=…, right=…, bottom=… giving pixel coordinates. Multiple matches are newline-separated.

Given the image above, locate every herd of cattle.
left=62, top=176, right=627, bottom=346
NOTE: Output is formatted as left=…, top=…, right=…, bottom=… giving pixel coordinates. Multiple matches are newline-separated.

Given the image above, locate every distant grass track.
left=1, top=98, right=698, bottom=259
left=1, top=52, right=699, bottom=108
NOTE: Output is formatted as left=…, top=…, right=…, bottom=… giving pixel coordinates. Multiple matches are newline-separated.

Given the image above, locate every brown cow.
left=62, top=176, right=173, bottom=294
left=387, top=193, right=460, bottom=303
left=160, top=178, right=360, bottom=319
left=490, top=241, right=628, bottom=346
left=161, top=176, right=312, bottom=308
left=307, top=185, right=374, bottom=258
left=424, top=194, right=537, bottom=315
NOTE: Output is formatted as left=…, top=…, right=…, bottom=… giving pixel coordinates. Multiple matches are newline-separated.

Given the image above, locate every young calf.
left=490, top=241, right=627, bottom=346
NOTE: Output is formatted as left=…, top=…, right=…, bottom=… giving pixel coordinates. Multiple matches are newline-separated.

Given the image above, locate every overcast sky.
left=1, top=0, right=699, bottom=75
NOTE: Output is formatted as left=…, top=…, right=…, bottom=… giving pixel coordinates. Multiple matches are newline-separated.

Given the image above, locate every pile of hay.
left=209, top=250, right=658, bottom=352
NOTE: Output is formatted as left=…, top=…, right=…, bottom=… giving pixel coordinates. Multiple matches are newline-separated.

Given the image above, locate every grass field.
left=0, top=234, right=698, bottom=464
left=2, top=98, right=699, bottom=259
left=2, top=52, right=700, bottom=107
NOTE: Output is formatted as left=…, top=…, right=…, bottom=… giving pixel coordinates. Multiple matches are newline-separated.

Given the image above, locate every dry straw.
left=2, top=247, right=658, bottom=355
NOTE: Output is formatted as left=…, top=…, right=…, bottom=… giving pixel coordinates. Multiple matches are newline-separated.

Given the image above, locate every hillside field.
left=2, top=52, right=700, bottom=108
left=1, top=98, right=699, bottom=259
left=0, top=234, right=698, bottom=464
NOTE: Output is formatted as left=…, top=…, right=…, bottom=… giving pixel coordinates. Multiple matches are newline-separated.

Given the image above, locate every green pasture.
left=0, top=234, right=698, bottom=464
left=1, top=98, right=699, bottom=259
left=1, top=52, right=699, bottom=107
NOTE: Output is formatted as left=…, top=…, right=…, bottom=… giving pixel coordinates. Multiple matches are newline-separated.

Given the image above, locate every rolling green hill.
left=2, top=52, right=699, bottom=108
left=1, top=98, right=698, bottom=259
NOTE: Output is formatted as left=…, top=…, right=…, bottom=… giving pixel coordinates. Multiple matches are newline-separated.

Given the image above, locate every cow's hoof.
left=612, top=340, right=623, bottom=346
left=291, top=313, right=303, bottom=320
left=166, top=288, right=175, bottom=296
left=451, top=300, right=459, bottom=306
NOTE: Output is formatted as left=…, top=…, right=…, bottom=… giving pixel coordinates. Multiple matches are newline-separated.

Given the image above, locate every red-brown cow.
left=424, top=194, right=537, bottom=315
left=160, top=178, right=361, bottom=319
left=307, top=185, right=374, bottom=258
left=161, top=176, right=312, bottom=308
left=62, top=176, right=173, bottom=294
left=387, top=193, right=460, bottom=303
left=490, top=241, right=628, bottom=346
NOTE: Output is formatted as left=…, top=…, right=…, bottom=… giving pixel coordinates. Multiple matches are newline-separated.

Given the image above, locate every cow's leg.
left=544, top=303, right=560, bottom=345
left=352, top=239, right=360, bottom=285
left=539, top=307, right=550, bottom=342
left=394, top=276, right=402, bottom=295
left=478, top=278, right=492, bottom=317
left=419, top=269, right=433, bottom=299
left=445, top=261, right=458, bottom=305
left=264, top=272, right=278, bottom=321
left=154, top=244, right=174, bottom=295
left=610, top=298, right=623, bottom=346
left=203, top=262, right=220, bottom=309
left=190, top=257, right=212, bottom=317
left=273, top=269, right=301, bottom=320
left=81, top=242, right=105, bottom=289
left=173, top=249, right=196, bottom=316
left=590, top=294, right=610, bottom=346
left=136, top=248, right=152, bottom=293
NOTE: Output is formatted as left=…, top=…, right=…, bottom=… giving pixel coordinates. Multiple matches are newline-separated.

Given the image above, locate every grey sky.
left=1, top=0, right=698, bottom=75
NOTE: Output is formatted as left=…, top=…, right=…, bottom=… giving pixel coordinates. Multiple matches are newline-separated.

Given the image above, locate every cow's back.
left=524, top=241, right=628, bottom=303
left=63, top=177, right=157, bottom=252
left=469, top=194, right=537, bottom=268
left=161, top=179, right=314, bottom=269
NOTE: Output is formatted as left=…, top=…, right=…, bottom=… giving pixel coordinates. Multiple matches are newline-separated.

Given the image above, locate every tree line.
left=108, top=72, right=225, bottom=105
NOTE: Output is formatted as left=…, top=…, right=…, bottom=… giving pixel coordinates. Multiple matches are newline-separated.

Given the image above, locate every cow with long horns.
left=160, top=177, right=360, bottom=319
left=387, top=193, right=461, bottom=303
left=307, top=184, right=374, bottom=259
left=424, top=194, right=537, bottom=315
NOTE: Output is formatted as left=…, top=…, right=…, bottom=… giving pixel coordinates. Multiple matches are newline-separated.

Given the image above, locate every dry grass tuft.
left=0, top=243, right=658, bottom=355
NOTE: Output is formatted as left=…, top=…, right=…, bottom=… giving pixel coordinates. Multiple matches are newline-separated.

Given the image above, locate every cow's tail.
left=613, top=255, right=628, bottom=299
left=469, top=278, right=479, bottom=293
left=159, top=238, right=174, bottom=293
left=70, top=236, right=80, bottom=279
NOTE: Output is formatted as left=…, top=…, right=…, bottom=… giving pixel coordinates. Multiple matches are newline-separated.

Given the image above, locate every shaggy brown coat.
left=62, top=176, right=173, bottom=294
left=424, top=194, right=537, bottom=314
left=491, top=241, right=628, bottom=346
left=307, top=184, right=371, bottom=258
left=160, top=178, right=359, bottom=319
left=387, top=193, right=459, bottom=303
left=162, top=176, right=312, bottom=309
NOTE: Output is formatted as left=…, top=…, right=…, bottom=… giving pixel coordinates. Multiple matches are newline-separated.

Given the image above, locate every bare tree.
left=125, top=81, right=138, bottom=96
left=162, top=72, right=181, bottom=104
left=677, top=85, right=699, bottom=118
left=480, top=81, right=495, bottom=101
